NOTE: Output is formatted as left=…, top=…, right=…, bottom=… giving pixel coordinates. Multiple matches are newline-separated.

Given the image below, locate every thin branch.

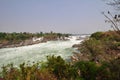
left=103, top=13, right=119, bottom=30
left=102, top=12, right=120, bottom=34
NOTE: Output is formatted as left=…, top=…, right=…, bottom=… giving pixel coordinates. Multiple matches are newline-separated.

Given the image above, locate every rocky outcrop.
left=72, top=44, right=81, bottom=48
left=0, top=38, right=43, bottom=48
left=71, top=52, right=90, bottom=62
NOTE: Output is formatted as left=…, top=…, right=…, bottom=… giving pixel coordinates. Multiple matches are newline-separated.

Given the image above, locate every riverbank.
left=0, top=35, right=82, bottom=69
left=0, top=32, right=69, bottom=48
left=71, top=31, right=120, bottom=62
left=0, top=37, right=68, bottom=48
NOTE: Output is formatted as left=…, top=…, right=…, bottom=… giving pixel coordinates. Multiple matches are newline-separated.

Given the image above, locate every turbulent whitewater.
left=0, top=36, right=85, bottom=67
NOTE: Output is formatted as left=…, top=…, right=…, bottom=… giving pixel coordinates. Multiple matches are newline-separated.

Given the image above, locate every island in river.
left=0, top=32, right=70, bottom=48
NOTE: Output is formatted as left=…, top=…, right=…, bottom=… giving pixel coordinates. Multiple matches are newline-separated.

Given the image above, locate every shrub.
left=80, top=38, right=105, bottom=58
left=74, top=61, right=98, bottom=80
left=74, top=61, right=113, bottom=80
left=107, top=58, right=120, bottom=80
left=90, top=32, right=103, bottom=40
left=1, top=64, right=20, bottom=80
left=91, top=31, right=120, bottom=42
left=1, top=62, right=57, bottom=80
left=45, top=55, right=77, bottom=80
left=96, top=62, right=111, bottom=80
left=79, top=31, right=120, bottom=62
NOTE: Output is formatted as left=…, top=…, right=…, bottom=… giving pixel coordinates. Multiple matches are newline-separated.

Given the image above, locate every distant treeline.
left=0, top=32, right=70, bottom=46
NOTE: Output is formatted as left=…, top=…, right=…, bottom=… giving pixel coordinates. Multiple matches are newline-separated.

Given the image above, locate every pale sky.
left=0, top=0, right=112, bottom=34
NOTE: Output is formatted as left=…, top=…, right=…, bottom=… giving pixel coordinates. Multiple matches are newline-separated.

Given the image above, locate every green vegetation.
left=0, top=31, right=120, bottom=80
left=0, top=32, right=33, bottom=43
left=78, top=31, right=120, bottom=62
left=0, top=32, right=70, bottom=48
left=0, top=56, right=77, bottom=80
left=0, top=0, right=120, bottom=79
left=90, top=32, right=103, bottom=40
left=0, top=32, right=69, bottom=42
left=0, top=55, right=120, bottom=80
left=43, top=32, right=69, bottom=41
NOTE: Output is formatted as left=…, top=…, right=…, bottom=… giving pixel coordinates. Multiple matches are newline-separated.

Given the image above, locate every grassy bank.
left=76, top=31, right=120, bottom=62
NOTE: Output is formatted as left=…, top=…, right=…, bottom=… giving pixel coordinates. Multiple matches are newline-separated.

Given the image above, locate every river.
left=0, top=36, right=86, bottom=68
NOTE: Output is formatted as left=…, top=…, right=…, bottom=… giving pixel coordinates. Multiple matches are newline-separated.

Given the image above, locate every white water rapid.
left=0, top=36, right=85, bottom=68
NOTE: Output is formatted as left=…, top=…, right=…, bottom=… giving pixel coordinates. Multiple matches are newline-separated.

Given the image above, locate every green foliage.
left=0, top=32, right=33, bottom=44
left=45, top=55, right=77, bottom=80
left=0, top=32, right=70, bottom=42
left=0, top=30, right=120, bottom=80
left=107, top=58, right=120, bottom=80
left=74, top=61, right=114, bottom=80
left=0, top=55, right=120, bottom=80
left=90, top=32, right=103, bottom=40
left=0, top=32, right=70, bottom=48
left=1, top=62, right=57, bottom=80
left=90, top=31, right=120, bottom=42
left=44, top=33, right=58, bottom=40
left=36, top=32, right=43, bottom=37
left=0, top=32, right=7, bottom=40
left=96, top=62, right=111, bottom=80
left=0, top=56, right=77, bottom=80
left=79, top=31, right=120, bottom=62
left=1, top=64, right=20, bottom=80
left=74, top=61, right=98, bottom=80
left=80, top=38, right=105, bottom=57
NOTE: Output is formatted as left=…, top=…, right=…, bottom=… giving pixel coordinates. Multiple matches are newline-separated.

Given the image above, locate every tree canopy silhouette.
left=103, top=0, right=120, bottom=34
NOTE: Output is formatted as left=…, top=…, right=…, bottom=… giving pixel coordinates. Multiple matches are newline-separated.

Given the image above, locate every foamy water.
left=0, top=36, right=84, bottom=67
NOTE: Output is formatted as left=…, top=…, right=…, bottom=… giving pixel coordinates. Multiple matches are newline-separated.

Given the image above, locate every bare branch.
left=102, top=12, right=120, bottom=34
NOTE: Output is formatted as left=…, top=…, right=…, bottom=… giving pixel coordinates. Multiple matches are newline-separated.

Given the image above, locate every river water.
left=0, top=36, right=85, bottom=67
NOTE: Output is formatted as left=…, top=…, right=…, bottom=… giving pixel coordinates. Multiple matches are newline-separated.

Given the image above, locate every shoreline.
left=0, top=37, right=69, bottom=49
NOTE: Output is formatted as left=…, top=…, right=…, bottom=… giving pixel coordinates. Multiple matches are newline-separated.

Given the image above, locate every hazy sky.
left=0, top=0, right=112, bottom=34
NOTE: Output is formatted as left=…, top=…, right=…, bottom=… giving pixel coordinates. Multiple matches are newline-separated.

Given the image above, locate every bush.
left=90, top=32, right=103, bottom=40
left=107, top=58, right=120, bottom=80
left=91, top=31, right=120, bottom=42
left=96, top=62, right=111, bottom=80
left=74, top=61, right=114, bottom=80
left=80, top=38, right=105, bottom=58
left=45, top=55, right=77, bottom=80
left=78, top=31, right=120, bottom=62
left=1, top=62, right=57, bottom=80
left=74, top=61, right=98, bottom=80
left=0, top=55, right=120, bottom=80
